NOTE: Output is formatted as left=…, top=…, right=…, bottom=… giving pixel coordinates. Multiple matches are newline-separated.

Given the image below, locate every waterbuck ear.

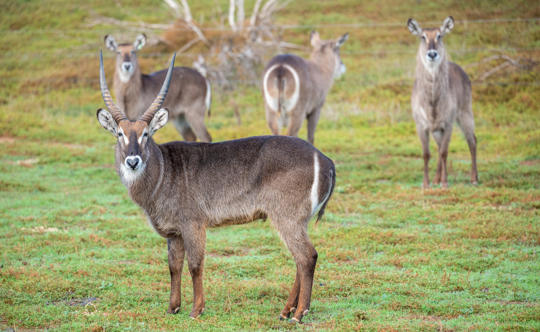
left=440, top=16, right=454, bottom=36
left=407, top=18, right=422, bottom=36
left=133, top=33, right=147, bottom=51
left=336, top=33, right=349, bottom=48
left=310, top=31, right=321, bottom=47
left=96, top=108, right=118, bottom=136
left=149, top=108, right=169, bottom=136
left=104, top=35, right=118, bottom=52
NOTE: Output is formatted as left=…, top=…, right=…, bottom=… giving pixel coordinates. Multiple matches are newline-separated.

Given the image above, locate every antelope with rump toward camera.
left=407, top=16, right=478, bottom=188
left=262, top=31, right=349, bottom=144
left=104, top=34, right=212, bottom=142
left=96, top=51, right=336, bottom=323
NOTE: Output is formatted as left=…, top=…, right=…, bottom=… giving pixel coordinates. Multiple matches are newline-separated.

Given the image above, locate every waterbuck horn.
left=139, top=53, right=176, bottom=124
left=99, top=50, right=127, bottom=123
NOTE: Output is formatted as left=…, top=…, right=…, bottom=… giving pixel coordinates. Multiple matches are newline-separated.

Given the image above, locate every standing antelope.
left=262, top=31, right=349, bottom=144
left=96, top=51, right=335, bottom=323
left=104, top=34, right=212, bottom=142
left=407, top=16, right=478, bottom=188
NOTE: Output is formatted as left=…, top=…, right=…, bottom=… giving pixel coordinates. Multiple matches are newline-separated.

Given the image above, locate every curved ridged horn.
left=139, top=53, right=176, bottom=123
left=99, top=50, right=127, bottom=123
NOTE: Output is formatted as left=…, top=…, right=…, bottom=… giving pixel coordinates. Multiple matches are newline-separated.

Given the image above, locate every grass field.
left=1, top=0, right=539, bottom=330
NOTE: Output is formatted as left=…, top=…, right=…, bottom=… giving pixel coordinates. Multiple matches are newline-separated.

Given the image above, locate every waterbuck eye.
left=143, top=132, right=148, bottom=137
left=118, top=132, right=123, bottom=137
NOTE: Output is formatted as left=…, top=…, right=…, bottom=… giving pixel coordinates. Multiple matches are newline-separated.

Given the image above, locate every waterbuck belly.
left=143, top=208, right=182, bottom=238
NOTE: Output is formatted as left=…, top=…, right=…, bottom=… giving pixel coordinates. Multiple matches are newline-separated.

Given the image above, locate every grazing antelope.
left=262, top=31, right=349, bottom=144
left=407, top=16, right=478, bottom=188
left=104, top=34, right=212, bottom=142
left=96, top=51, right=335, bottom=323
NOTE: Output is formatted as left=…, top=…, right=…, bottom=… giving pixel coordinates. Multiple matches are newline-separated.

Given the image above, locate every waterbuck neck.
left=115, top=138, right=164, bottom=207
left=415, top=49, right=449, bottom=105
left=308, top=53, right=336, bottom=91
left=114, top=66, right=143, bottom=96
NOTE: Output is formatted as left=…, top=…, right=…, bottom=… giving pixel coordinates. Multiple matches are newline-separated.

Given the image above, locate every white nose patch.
left=334, top=63, right=346, bottom=79
left=124, top=155, right=142, bottom=170
left=425, top=52, right=439, bottom=62
left=120, top=155, right=145, bottom=186
left=339, top=63, right=346, bottom=75
left=119, top=62, right=134, bottom=82
left=122, top=62, right=133, bottom=72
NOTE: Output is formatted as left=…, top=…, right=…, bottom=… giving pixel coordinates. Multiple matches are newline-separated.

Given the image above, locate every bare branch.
left=88, top=15, right=169, bottom=30
left=229, top=0, right=237, bottom=31
left=177, top=37, right=202, bottom=54
left=179, top=0, right=193, bottom=22
left=163, top=0, right=181, bottom=17
left=479, top=62, right=511, bottom=81
left=249, top=0, right=263, bottom=27
left=237, top=0, right=244, bottom=31
left=472, top=54, right=533, bottom=81
left=257, top=40, right=306, bottom=51
left=163, top=0, right=207, bottom=44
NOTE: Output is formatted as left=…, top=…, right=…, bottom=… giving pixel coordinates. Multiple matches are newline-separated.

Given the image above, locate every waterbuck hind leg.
left=306, top=108, right=322, bottom=145
left=279, top=270, right=300, bottom=320
left=273, top=218, right=318, bottom=323
left=457, top=110, right=479, bottom=185
left=266, top=108, right=281, bottom=135
left=290, top=236, right=317, bottom=323
left=173, top=115, right=197, bottom=142
left=286, top=111, right=304, bottom=138
left=468, top=133, right=478, bottom=185
left=167, top=237, right=185, bottom=314
left=182, top=224, right=207, bottom=318
left=185, top=110, right=212, bottom=143
left=416, top=125, right=431, bottom=189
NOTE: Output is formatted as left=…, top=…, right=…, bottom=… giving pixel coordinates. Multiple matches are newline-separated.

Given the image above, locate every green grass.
left=1, top=0, right=539, bottom=330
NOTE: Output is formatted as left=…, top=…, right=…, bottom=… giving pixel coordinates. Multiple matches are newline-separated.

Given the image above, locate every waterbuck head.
left=408, top=16, right=454, bottom=69
left=96, top=50, right=174, bottom=183
left=310, top=31, right=349, bottom=79
left=104, top=34, right=147, bottom=83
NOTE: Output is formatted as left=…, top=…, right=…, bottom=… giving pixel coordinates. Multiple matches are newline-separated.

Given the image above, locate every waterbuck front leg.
left=433, top=127, right=453, bottom=188
left=167, top=237, right=185, bottom=314
left=182, top=223, right=207, bottom=319
left=416, top=125, right=431, bottom=189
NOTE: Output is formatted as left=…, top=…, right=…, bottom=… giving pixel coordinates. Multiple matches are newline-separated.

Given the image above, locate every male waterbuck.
left=96, top=51, right=335, bottom=323
left=262, top=31, right=349, bottom=144
left=104, top=34, right=212, bottom=142
left=407, top=16, right=478, bottom=188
